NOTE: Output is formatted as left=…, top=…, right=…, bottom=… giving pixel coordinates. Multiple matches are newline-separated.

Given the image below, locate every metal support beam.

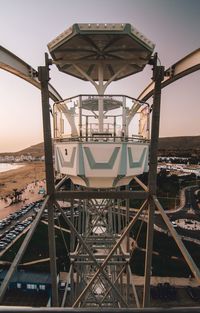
left=47, top=200, right=59, bottom=306
left=127, top=265, right=140, bottom=308
left=0, top=173, right=69, bottom=304
left=38, top=56, right=58, bottom=306
left=55, top=191, right=148, bottom=200
left=0, top=196, right=49, bottom=303
left=72, top=200, right=147, bottom=307
left=143, top=63, right=164, bottom=308
left=54, top=201, right=128, bottom=307
left=0, top=45, right=63, bottom=102
left=71, top=254, right=128, bottom=259
left=38, top=59, right=55, bottom=196
left=143, top=198, right=155, bottom=307
left=0, top=307, right=200, bottom=312
left=99, top=265, right=126, bottom=305
left=61, top=264, right=73, bottom=307
left=74, top=261, right=127, bottom=265
left=138, top=48, right=200, bottom=102
left=153, top=196, right=200, bottom=283
left=133, top=176, right=148, bottom=192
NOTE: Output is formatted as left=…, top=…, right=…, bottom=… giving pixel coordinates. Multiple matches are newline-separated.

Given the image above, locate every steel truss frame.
left=0, top=51, right=200, bottom=309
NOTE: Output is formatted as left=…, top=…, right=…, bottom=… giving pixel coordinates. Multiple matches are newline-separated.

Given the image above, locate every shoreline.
left=0, top=162, right=45, bottom=197
left=0, top=163, right=25, bottom=173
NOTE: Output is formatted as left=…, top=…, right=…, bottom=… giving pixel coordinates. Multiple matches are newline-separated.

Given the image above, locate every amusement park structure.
left=0, top=23, right=200, bottom=310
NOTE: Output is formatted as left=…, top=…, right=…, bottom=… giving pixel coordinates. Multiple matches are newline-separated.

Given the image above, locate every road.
left=153, top=185, right=200, bottom=241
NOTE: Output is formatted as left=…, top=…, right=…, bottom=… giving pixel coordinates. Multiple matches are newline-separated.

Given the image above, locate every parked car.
left=2, top=237, right=12, bottom=243
left=0, top=242, right=7, bottom=250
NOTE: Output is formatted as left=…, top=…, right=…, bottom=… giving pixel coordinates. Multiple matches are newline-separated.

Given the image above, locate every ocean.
left=0, top=163, right=24, bottom=173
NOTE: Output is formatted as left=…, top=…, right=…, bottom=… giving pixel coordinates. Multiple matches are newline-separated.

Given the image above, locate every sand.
left=0, top=162, right=45, bottom=197
left=0, top=162, right=46, bottom=220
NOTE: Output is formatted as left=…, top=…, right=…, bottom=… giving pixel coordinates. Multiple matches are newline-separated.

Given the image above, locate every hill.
left=0, top=142, right=44, bottom=157
left=158, top=136, right=200, bottom=156
left=1, top=136, right=200, bottom=157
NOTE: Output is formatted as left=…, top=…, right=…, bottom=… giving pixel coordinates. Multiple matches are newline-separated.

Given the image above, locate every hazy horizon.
left=1, top=134, right=200, bottom=155
left=0, top=0, right=200, bottom=152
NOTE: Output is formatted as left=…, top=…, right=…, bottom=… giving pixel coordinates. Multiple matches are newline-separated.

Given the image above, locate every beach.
left=0, top=162, right=45, bottom=197
left=0, top=162, right=45, bottom=219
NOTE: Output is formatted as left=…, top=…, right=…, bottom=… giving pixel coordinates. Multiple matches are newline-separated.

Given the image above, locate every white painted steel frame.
left=0, top=45, right=200, bottom=309
left=127, top=48, right=200, bottom=124
left=0, top=46, right=78, bottom=136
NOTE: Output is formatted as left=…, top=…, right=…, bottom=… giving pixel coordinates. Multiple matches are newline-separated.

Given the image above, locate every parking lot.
left=0, top=200, right=43, bottom=256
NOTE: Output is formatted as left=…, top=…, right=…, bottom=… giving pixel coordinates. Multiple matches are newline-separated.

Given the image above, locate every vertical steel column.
left=107, top=205, right=112, bottom=233
left=70, top=263, right=75, bottom=305
left=53, top=105, right=57, bottom=139
left=70, top=198, right=75, bottom=252
left=146, top=105, right=150, bottom=140
left=126, top=200, right=130, bottom=252
left=122, top=96, right=126, bottom=138
left=143, top=61, right=164, bottom=307
left=86, top=115, right=88, bottom=141
left=83, top=199, right=89, bottom=233
left=79, top=96, right=82, bottom=137
left=60, top=111, right=63, bottom=135
left=70, top=183, right=75, bottom=251
left=119, top=254, right=123, bottom=295
left=111, top=200, right=114, bottom=234
left=47, top=200, right=59, bottom=305
left=78, top=200, right=82, bottom=234
left=82, top=200, right=85, bottom=234
left=38, top=54, right=59, bottom=306
left=117, top=198, right=121, bottom=232
left=114, top=116, right=116, bottom=141
left=126, top=263, right=130, bottom=306
left=97, top=64, right=104, bottom=132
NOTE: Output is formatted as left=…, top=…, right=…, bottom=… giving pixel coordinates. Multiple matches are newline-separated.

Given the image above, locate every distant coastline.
left=0, top=136, right=200, bottom=159
left=0, top=163, right=24, bottom=173
left=0, top=162, right=45, bottom=197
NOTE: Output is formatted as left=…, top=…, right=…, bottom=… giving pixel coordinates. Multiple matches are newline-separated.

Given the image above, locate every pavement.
left=132, top=275, right=199, bottom=287
left=121, top=238, right=200, bottom=288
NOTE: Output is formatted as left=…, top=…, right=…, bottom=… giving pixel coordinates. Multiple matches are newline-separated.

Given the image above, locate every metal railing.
left=0, top=307, right=199, bottom=312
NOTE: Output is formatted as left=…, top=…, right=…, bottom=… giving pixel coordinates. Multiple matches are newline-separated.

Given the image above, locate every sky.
left=0, top=0, right=200, bottom=153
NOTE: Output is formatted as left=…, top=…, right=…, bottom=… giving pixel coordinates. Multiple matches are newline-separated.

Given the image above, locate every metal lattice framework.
left=0, top=24, right=200, bottom=310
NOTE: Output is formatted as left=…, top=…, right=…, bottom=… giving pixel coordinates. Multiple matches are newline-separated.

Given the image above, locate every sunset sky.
left=0, top=0, right=200, bottom=153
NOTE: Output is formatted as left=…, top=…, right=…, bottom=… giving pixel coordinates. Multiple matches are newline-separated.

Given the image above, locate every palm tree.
left=12, top=189, right=22, bottom=203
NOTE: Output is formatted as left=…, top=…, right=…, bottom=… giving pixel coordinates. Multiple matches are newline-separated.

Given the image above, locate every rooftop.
left=0, top=270, right=51, bottom=285
left=48, top=23, right=155, bottom=81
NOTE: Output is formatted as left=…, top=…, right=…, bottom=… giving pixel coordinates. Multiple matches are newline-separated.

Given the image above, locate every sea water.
left=0, top=163, right=24, bottom=173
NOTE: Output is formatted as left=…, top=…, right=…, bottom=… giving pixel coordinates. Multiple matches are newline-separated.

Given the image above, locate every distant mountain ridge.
left=158, top=136, right=200, bottom=149
left=0, top=142, right=44, bottom=157
left=158, top=135, right=200, bottom=156
left=1, top=136, right=200, bottom=157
